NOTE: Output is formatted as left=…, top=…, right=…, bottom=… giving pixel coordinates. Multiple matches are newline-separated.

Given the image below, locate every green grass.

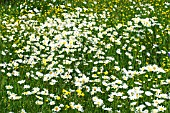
left=0, top=0, right=170, bottom=113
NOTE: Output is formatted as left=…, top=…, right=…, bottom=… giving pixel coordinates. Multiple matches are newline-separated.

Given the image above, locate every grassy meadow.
left=0, top=0, right=170, bottom=113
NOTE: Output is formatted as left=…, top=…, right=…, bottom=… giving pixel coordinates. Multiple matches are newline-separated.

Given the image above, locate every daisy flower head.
left=151, top=109, right=159, bottom=113
left=20, top=109, right=27, bottom=113
left=49, top=101, right=55, bottom=105
left=35, top=100, right=43, bottom=105
left=52, top=106, right=61, bottom=112
left=5, top=85, right=13, bottom=89
left=75, top=104, right=84, bottom=112
left=92, top=67, right=98, bottom=72
left=17, top=79, right=25, bottom=84
left=157, top=105, right=166, bottom=112
left=94, top=98, right=104, bottom=107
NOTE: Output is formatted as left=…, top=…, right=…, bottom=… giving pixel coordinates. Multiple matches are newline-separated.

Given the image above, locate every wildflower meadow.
left=0, top=0, right=170, bottom=113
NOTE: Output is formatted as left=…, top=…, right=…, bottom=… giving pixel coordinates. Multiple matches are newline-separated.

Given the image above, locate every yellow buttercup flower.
left=65, top=105, right=70, bottom=110
left=104, top=71, right=108, bottom=75
left=145, top=75, right=148, bottom=78
left=62, top=89, right=71, bottom=95
left=56, top=96, right=61, bottom=100
left=42, top=58, right=47, bottom=66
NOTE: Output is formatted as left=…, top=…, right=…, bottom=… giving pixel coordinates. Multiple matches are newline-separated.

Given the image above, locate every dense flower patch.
left=0, top=0, right=170, bottom=113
